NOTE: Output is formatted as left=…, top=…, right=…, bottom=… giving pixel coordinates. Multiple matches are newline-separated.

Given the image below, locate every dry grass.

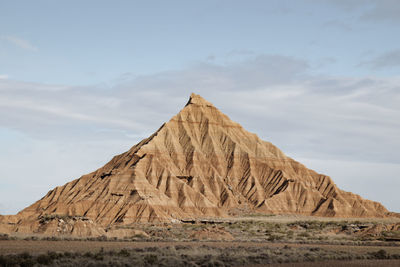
left=0, top=240, right=399, bottom=266
left=0, top=244, right=399, bottom=266
left=1, top=215, right=400, bottom=266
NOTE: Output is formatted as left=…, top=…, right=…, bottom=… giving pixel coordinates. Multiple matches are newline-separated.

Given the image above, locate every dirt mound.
left=339, top=222, right=400, bottom=241
left=190, top=226, right=234, bottom=241
left=0, top=93, right=393, bottom=236
left=17, top=215, right=107, bottom=237
left=105, top=228, right=149, bottom=239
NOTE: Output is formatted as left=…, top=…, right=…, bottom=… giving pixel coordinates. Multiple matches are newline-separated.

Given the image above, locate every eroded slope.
left=1, top=93, right=390, bottom=235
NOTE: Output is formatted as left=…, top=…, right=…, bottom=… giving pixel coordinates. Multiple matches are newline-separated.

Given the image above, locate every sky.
left=0, top=0, right=399, bottom=214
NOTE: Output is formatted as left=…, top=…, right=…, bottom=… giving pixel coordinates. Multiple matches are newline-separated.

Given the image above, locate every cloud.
left=115, top=54, right=309, bottom=95
left=322, top=20, right=353, bottom=32
left=322, top=0, right=400, bottom=22
left=1, top=53, right=400, bottom=213
left=1, top=35, right=38, bottom=51
left=319, top=0, right=374, bottom=11
left=0, top=74, right=8, bottom=80
left=360, top=0, right=400, bottom=22
left=0, top=54, right=309, bottom=139
left=1, top=54, right=399, bottom=164
left=360, top=49, right=400, bottom=69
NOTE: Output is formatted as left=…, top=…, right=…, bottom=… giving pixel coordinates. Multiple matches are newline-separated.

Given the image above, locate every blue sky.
left=2, top=0, right=400, bottom=84
left=1, top=0, right=400, bottom=214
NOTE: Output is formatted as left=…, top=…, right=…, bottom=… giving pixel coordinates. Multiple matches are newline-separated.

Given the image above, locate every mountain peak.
left=0, top=93, right=391, bottom=236
left=186, top=93, right=214, bottom=107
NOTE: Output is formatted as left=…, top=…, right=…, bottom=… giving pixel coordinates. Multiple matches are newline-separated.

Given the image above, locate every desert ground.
left=1, top=215, right=399, bottom=266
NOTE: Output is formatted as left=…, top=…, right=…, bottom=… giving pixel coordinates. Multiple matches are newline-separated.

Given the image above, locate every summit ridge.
left=186, top=92, right=214, bottom=106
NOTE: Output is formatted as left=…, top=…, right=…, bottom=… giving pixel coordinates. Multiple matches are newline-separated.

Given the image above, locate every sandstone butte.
left=0, top=93, right=396, bottom=237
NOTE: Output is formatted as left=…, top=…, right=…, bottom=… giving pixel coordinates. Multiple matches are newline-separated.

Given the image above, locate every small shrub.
left=0, top=255, right=9, bottom=266
left=83, top=251, right=93, bottom=258
left=36, top=254, right=53, bottom=265
left=145, top=247, right=159, bottom=252
left=47, top=251, right=61, bottom=260
left=369, top=249, right=388, bottom=259
left=93, top=253, right=104, bottom=261
left=144, top=254, right=158, bottom=265
left=19, top=252, right=32, bottom=260
left=298, top=232, right=311, bottom=238
left=268, top=234, right=283, bottom=241
left=118, top=248, right=130, bottom=257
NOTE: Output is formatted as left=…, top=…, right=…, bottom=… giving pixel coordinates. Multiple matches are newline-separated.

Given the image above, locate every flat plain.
left=1, top=215, right=399, bottom=266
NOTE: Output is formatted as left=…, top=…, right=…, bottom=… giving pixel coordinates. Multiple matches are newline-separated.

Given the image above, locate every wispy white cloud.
left=1, top=54, right=399, bottom=164
left=0, top=74, right=8, bottom=80
left=1, top=35, right=38, bottom=51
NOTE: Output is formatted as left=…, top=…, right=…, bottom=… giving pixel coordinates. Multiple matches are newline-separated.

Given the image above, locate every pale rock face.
left=0, top=93, right=392, bottom=236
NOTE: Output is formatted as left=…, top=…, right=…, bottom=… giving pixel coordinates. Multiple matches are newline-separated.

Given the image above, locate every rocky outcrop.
left=0, top=93, right=393, bottom=236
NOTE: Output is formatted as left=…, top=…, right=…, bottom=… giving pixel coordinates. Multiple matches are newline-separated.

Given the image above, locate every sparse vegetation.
left=0, top=245, right=399, bottom=266
left=2, top=217, right=400, bottom=246
left=1, top=216, right=399, bottom=266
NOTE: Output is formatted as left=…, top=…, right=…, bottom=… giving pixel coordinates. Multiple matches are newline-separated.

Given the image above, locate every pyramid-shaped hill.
left=0, top=93, right=392, bottom=235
